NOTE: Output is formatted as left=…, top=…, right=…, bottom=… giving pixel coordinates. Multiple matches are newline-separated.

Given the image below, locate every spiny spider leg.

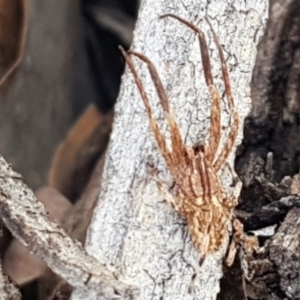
left=160, top=14, right=222, bottom=163
left=205, top=17, right=240, bottom=172
left=128, top=51, right=187, bottom=166
left=120, top=46, right=206, bottom=199
left=119, top=46, right=173, bottom=169
left=160, top=14, right=212, bottom=85
left=119, top=14, right=246, bottom=258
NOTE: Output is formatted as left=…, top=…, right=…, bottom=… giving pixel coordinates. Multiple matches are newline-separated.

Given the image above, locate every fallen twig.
left=0, top=156, right=138, bottom=299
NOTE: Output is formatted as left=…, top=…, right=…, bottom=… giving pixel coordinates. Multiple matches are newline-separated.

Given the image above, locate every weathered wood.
left=84, top=1, right=268, bottom=299
left=269, top=207, right=300, bottom=298
left=0, top=156, right=138, bottom=299
left=228, top=1, right=300, bottom=297
left=237, top=0, right=300, bottom=212
left=38, top=152, right=108, bottom=299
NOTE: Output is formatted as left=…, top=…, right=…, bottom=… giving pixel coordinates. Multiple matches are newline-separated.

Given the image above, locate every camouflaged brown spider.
left=120, top=14, right=245, bottom=263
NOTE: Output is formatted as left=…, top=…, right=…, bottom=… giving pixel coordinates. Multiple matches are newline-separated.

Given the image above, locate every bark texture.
left=0, top=156, right=138, bottom=299
left=237, top=0, right=300, bottom=213
left=84, top=1, right=268, bottom=299
left=221, top=0, right=300, bottom=299
left=270, top=207, right=300, bottom=298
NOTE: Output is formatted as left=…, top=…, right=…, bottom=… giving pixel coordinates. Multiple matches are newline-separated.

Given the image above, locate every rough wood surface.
left=270, top=207, right=300, bottom=298
left=221, top=1, right=300, bottom=298
left=38, top=154, right=108, bottom=299
left=0, top=156, right=138, bottom=299
left=237, top=0, right=300, bottom=213
left=84, top=1, right=268, bottom=299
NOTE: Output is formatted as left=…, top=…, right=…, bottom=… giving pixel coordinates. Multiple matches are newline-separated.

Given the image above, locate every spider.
left=120, top=14, right=247, bottom=263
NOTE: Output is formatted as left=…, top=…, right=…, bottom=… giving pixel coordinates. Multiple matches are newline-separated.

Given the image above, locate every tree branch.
left=84, top=1, right=268, bottom=299
left=0, top=156, right=138, bottom=299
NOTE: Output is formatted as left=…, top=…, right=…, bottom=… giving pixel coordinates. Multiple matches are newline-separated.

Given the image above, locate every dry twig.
left=0, top=156, right=138, bottom=299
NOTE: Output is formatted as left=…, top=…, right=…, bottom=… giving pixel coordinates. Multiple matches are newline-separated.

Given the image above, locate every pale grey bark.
left=0, top=1, right=268, bottom=299
left=0, top=156, right=138, bottom=299
left=84, top=1, right=268, bottom=300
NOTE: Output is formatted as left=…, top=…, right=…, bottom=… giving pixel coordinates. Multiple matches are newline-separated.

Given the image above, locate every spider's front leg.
left=119, top=46, right=173, bottom=170
left=205, top=18, right=240, bottom=173
left=119, top=46, right=194, bottom=182
left=160, top=14, right=222, bottom=164
left=126, top=50, right=190, bottom=168
left=119, top=46, right=188, bottom=211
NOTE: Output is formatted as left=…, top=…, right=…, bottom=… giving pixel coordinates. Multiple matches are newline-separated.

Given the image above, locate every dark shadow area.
left=219, top=1, right=300, bottom=299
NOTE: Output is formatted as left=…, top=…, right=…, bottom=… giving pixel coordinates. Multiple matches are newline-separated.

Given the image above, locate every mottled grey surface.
left=84, top=1, right=268, bottom=299
left=0, top=156, right=138, bottom=299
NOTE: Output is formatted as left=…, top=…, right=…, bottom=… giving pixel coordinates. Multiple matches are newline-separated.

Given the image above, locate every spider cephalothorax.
left=120, top=14, right=243, bottom=258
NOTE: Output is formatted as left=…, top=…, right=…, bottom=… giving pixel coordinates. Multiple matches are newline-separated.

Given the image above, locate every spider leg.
left=160, top=14, right=222, bottom=163
left=205, top=17, right=240, bottom=172
left=128, top=50, right=187, bottom=166
left=224, top=162, right=242, bottom=208
left=119, top=46, right=173, bottom=168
